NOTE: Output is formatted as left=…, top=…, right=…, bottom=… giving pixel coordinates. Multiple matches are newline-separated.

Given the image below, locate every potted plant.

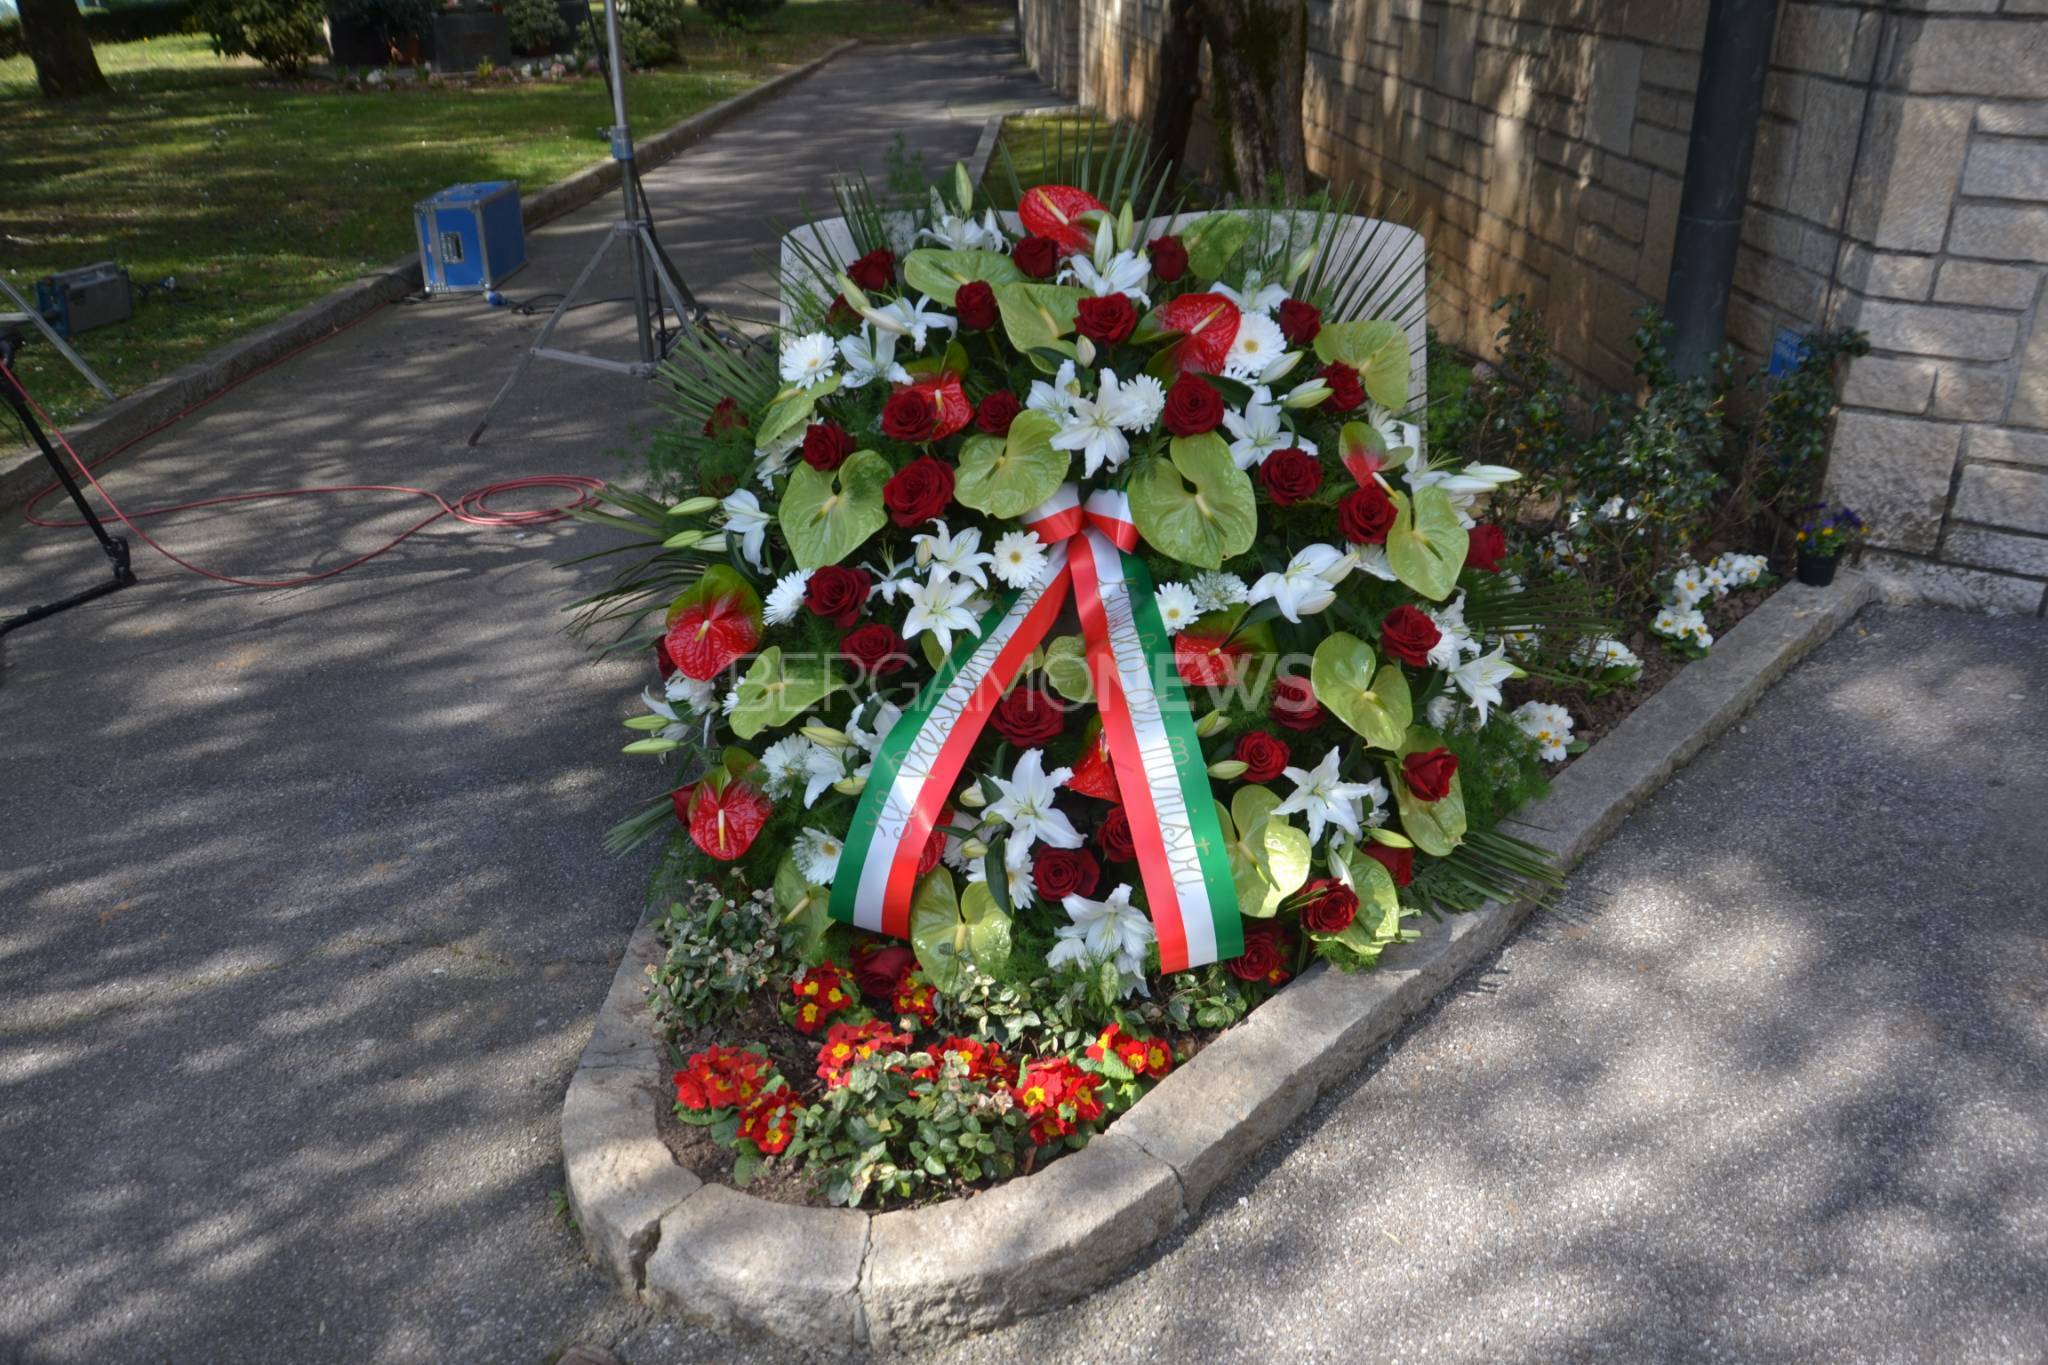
left=1794, top=503, right=1864, bottom=586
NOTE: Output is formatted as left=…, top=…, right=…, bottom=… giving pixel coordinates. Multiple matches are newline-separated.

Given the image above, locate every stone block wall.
left=1018, top=0, right=1082, bottom=99
left=1022, top=0, right=2048, bottom=614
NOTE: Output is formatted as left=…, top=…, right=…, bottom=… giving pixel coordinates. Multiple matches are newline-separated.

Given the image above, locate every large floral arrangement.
left=587, top=163, right=1582, bottom=1206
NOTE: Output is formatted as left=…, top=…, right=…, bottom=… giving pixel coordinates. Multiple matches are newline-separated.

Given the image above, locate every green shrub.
left=197, top=0, right=327, bottom=73
left=330, top=0, right=433, bottom=42
left=505, top=0, right=566, bottom=51
left=698, top=0, right=782, bottom=21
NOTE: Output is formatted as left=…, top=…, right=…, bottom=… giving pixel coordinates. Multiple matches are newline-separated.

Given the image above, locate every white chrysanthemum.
left=764, top=569, right=811, bottom=626
left=794, top=828, right=845, bottom=885
left=991, top=530, right=1050, bottom=589
left=1119, top=372, right=1166, bottom=429
left=1223, top=313, right=1288, bottom=381
left=1154, top=581, right=1199, bottom=634
left=759, top=735, right=813, bottom=798
left=1425, top=692, right=1463, bottom=731
left=1512, top=700, right=1575, bottom=764
left=1190, top=571, right=1250, bottom=613
left=778, top=331, right=837, bottom=389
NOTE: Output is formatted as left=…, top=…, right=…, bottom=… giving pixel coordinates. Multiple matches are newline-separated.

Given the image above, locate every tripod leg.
left=468, top=226, right=621, bottom=446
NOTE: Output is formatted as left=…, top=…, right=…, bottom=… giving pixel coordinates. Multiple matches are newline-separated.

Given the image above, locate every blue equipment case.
left=414, top=181, right=527, bottom=294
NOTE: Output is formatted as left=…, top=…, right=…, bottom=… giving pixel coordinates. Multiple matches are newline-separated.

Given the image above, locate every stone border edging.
left=564, top=572, right=1877, bottom=1350
left=0, top=38, right=862, bottom=515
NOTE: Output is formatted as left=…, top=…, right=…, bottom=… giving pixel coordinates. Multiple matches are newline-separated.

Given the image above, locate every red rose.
left=1402, top=747, right=1459, bottom=802
left=954, top=280, right=997, bottom=331
left=1320, top=361, right=1365, bottom=412
left=1338, top=483, right=1397, bottom=545
left=1148, top=234, right=1189, bottom=283
left=1097, top=806, right=1136, bottom=862
left=1362, top=841, right=1414, bottom=887
left=841, top=623, right=911, bottom=676
left=702, top=395, right=748, bottom=437
left=1232, top=730, right=1291, bottom=783
left=801, top=420, right=855, bottom=472
left=1379, top=605, right=1441, bottom=667
left=1227, top=924, right=1293, bottom=986
left=654, top=636, right=678, bottom=679
left=1297, top=877, right=1359, bottom=934
left=1276, top=298, right=1323, bottom=346
left=1033, top=846, right=1101, bottom=902
left=1012, top=235, right=1060, bottom=279
left=825, top=296, right=857, bottom=328
left=881, top=388, right=939, bottom=443
left=883, top=455, right=955, bottom=526
left=1466, top=523, right=1508, bottom=572
left=1162, top=374, right=1225, bottom=436
left=847, top=247, right=895, bottom=292
left=1259, top=447, right=1323, bottom=506
left=976, top=390, right=1022, bottom=435
left=805, top=564, right=872, bottom=628
left=851, top=941, right=916, bottom=999
left=991, top=686, right=1065, bottom=747
left=1269, top=675, right=1324, bottom=731
left=1075, top=293, right=1137, bottom=345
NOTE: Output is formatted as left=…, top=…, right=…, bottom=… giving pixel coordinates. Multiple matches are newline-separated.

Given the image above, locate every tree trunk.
left=1149, top=0, right=1205, bottom=176
left=18, top=0, right=110, bottom=98
left=1193, top=0, right=1308, bottom=197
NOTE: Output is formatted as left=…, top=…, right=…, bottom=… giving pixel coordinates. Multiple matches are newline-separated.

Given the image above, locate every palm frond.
left=1408, top=828, right=1564, bottom=918
left=1463, top=573, right=1618, bottom=637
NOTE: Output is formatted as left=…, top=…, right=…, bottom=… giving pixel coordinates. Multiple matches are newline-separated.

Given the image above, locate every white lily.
left=900, top=570, right=982, bottom=657
left=1025, top=359, right=1081, bottom=420
left=986, top=747, right=1085, bottom=854
left=1427, top=592, right=1478, bottom=669
left=867, top=295, right=955, bottom=352
left=802, top=742, right=849, bottom=805
left=1350, top=544, right=1399, bottom=582
left=964, top=833, right=1037, bottom=910
left=1060, top=217, right=1152, bottom=305
left=752, top=423, right=804, bottom=487
left=1216, top=268, right=1287, bottom=315
left=660, top=670, right=719, bottom=714
left=862, top=549, right=918, bottom=604
left=1450, top=644, right=1522, bottom=725
left=1220, top=386, right=1314, bottom=469
left=720, top=489, right=771, bottom=573
left=1248, top=543, right=1354, bottom=622
left=1272, top=748, right=1387, bottom=848
left=636, top=687, right=695, bottom=748
left=1047, top=883, right=1156, bottom=996
left=778, top=331, right=837, bottom=389
left=1051, top=369, right=1154, bottom=477
left=837, top=325, right=911, bottom=390
left=913, top=520, right=994, bottom=589
left=919, top=201, right=1007, bottom=251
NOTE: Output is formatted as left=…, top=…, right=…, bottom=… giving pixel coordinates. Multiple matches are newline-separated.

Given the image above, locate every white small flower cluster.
left=1511, top=700, right=1575, bottom=763
left=1571, top=636, right=1642, bottom=673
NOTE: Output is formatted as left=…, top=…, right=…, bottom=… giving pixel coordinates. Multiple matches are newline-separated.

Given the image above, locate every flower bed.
left=575, top=161, right=1792, bottom=1212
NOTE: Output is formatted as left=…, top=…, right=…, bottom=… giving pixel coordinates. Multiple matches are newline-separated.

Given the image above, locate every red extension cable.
left=3, top=303, right=605, bottom=590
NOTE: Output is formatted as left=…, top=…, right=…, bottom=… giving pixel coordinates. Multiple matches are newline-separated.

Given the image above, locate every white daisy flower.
left=1153, top=581, right=1200, bottom=634
left=778, top=331, right=837, bottom=390
left=991, top=530, right=1050, bottom=589
left=763, top=569, right=811, bottom=626
left=794, top=828, right=845, bottom=885
left=1223, top=312, right=1288, bottom=381
left=759, top=735, right=814, bottom=798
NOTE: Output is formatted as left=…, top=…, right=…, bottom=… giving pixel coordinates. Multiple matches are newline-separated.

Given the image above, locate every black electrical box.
left=36, top=263, right=133, bottom=338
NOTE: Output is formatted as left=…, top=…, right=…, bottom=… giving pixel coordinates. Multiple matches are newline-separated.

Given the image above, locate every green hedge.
left=0, top=0, right=200, bottom=61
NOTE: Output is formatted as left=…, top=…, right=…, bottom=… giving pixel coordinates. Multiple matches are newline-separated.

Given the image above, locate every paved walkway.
left=0, top=34, right=1052, bottom=1365
left=612, top=605, right=2048, bottom=1364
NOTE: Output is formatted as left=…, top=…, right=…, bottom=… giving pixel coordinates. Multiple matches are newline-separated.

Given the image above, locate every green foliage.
left=505, top=0, right=568, bottom=51
left=197, top=0, right=325, bottom=74
left=332, top=0, right=434, bottom=41
left=647, top=880, right=808, bottom=1031
left=789, top=1046, right=1026, bottom=1208
left=699, top=0, right=785, bottom=23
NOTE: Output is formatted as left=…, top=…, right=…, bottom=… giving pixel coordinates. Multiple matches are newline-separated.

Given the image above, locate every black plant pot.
left=1796, top=551, right=1838, bottom=587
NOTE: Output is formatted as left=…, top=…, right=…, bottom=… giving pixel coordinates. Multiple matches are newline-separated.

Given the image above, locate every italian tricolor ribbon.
left=828, top=484, right=1243, bottom=973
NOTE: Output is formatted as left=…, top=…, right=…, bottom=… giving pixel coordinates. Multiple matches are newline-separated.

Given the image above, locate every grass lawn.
left=0, top=1, right=1008, bottom=427
left=980, top=111, right=1122, bottom=211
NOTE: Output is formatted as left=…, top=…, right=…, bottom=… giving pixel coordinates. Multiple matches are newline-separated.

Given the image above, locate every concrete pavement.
left=0, top=32, right=1053, bottom=1365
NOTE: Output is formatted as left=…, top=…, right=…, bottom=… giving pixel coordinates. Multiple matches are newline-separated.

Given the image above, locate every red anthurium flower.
left=905, top=371, right=974, bottom=441
left=684, top=780, right=772, bottom=861
left=1067, top=722, right=1120, bottom=801
left=1173, top=630, right=1249, bottom=688
left=1154, top=292, right=1243, bottom=375
left=1337, top=419, right=1396, bottom=487
left=663, top=568, right=762, bottom=680
left=1017, top=184, right=1107, bottom=253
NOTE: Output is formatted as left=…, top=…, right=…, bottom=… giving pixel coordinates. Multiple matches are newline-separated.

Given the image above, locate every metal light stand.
left=0, top=279, right=137, bottom=639
left=466, top=0, right=706, bottom=445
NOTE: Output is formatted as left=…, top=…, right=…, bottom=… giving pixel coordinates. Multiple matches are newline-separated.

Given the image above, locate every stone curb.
left=0, top=38, right=862, bottom=516
left=563, top=572, right=1875, bottom=1351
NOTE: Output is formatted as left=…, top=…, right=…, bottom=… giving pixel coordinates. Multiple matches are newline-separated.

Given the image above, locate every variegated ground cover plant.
left=573, top=139, right=1632, bottom=1207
